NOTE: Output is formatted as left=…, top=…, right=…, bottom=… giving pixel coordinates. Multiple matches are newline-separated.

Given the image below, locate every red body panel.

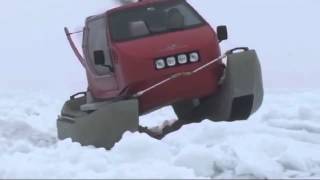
left=84, top=0, right=224, bottom=114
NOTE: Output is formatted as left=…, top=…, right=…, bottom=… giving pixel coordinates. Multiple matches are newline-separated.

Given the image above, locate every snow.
left=0, top=89, right=320, bottom=179
left=1, top=0, right=320, bottom=179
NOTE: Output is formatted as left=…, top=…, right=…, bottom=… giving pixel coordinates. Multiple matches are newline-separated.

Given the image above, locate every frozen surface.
left=0, top=89, right=320, bottom=179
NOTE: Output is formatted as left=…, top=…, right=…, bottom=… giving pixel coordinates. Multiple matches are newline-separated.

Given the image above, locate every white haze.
left=0, top=0, right=319, bottom=92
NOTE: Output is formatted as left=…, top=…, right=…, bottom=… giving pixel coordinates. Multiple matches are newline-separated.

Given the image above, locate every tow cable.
left=133, top=47, right=248, bottom=98
left=136, top=47, right=249, bottom=139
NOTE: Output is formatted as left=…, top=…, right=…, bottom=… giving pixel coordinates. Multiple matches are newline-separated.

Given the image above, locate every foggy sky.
left=0, top=0, right=319, bottom=91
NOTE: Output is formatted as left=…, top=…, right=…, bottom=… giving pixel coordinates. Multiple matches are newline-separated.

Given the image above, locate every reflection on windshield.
left=109, top=0, right=205, bottom=41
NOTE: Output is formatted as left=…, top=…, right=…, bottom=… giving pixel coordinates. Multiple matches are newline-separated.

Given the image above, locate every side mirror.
left=217, top=25, right=228, bottom=42
left=94, top=50, right=114, bottom=72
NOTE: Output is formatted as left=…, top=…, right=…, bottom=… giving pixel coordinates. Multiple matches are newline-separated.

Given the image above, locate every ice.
left=0, top=90, right=320, bottom=179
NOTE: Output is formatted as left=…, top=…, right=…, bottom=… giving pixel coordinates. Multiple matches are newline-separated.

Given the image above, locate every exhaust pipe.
left=114, top=0, right=138, bottom=5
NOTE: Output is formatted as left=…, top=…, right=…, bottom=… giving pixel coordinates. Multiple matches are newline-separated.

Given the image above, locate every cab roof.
left=107, top=0, right=184, bottom=15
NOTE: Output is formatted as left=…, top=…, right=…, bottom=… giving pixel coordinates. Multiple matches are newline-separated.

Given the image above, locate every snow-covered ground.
left=0, top=89, right=320, bottom=179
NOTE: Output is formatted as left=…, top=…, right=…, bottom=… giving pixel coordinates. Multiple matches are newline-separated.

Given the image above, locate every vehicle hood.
left=113, top=25, right=219, bottom=63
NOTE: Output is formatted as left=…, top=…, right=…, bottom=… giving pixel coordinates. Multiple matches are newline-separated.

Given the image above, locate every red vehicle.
left=57, top=0, right=264, bottom=149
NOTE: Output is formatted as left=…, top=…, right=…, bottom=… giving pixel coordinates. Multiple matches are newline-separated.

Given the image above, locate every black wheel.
left=172, top=98, right=206, bottom=123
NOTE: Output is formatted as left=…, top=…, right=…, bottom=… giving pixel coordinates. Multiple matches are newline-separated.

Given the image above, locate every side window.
left=165, top=4, right=202, bottom=27
left=87, top=17, right=113, bottom=75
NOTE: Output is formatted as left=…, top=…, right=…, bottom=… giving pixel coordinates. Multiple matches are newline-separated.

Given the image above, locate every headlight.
left=189, top=52, right=199, bottom=62
left=166, top=56, right=176, bottom=67
left=177, top=54, right=188, bottom=64
left=155, top=59, right=166, bottom=69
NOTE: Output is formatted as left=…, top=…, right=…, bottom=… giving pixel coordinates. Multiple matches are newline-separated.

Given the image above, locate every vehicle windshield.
left=109, top=0, right=205, bottom=42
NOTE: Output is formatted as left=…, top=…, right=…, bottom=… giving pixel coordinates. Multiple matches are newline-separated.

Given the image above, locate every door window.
left=87, top=17, right=113, bottom=75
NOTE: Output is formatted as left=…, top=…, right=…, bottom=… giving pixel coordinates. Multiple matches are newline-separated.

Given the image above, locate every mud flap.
left=205, top=48, right=264, bottom=121
left=173, top=48, right=263, bottom=122
left=57, top=97, right=139, bottom=150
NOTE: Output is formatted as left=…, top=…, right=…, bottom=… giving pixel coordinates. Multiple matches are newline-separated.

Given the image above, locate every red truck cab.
left=81, top=0, right=224, bottom=114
